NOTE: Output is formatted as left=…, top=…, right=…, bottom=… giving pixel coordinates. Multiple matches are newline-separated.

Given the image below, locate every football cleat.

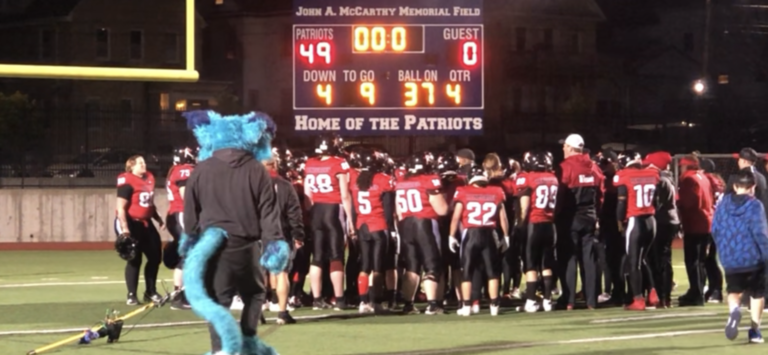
left=725, top=308, right=742, bottom=340
left=647, top=288, right=660, bottom=308
left=598, top=293, right=612, bottom=303
left=490, top=304, right=500, bottom=316
left=359, top=303, right=374, bottom=314
left=312, top=299, right=332, bottom=310
left=542, top=299, right=553, bottom=312
left=510, top=288, right=521, bottom=300
left=144, top=292, right=163, bottom=304
left=749, top=328, right=764, bottom=344
left=230, top=296, right=244, bottom=311
left=126, top=293, right=139, bottom=306
left=625, top=297, right=646, bottom=311
left=457, top=305, right=471, bottom=317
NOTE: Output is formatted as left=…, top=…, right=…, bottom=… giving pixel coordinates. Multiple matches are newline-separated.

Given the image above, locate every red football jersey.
left=166, top=164, right=194, bottom=214
left=117, top=171, right=156, bottom=220
left=516, top=171, right=558, bottom=223
left=614, top=167, right=660, bottom=218
left=394, top=168, right=407, bottom=181
left=454, top=185, right=506, bottom=228
left=351, top=172, right=395, bottom=232
left=304, top=156, right=350, bottom=204
left=501, top=178, right=517, bottom=198
left=395, top=174, right=443, bottom=220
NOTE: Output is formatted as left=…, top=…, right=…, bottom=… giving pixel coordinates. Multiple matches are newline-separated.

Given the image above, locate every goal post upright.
left=0, top=0, right=199, bottom=82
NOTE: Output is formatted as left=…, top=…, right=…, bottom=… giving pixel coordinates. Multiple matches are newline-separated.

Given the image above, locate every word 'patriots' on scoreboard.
left=293, top=0, right=484, bottom=135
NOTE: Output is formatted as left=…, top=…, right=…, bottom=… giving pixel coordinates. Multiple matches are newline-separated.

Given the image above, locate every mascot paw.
left=242, top=336, right=279, bottom=355
left=260, top=240, right=290, bottom=274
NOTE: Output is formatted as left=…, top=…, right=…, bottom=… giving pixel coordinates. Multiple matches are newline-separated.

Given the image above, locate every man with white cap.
left=555, top=134, right=605, bottom=310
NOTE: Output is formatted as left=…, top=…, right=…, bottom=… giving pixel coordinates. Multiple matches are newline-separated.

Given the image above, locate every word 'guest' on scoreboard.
left=293, top=0, right=484, bottom=135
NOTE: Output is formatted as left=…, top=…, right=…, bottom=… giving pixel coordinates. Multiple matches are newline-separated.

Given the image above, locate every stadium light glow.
left=0, top=0, right=198, bottom=82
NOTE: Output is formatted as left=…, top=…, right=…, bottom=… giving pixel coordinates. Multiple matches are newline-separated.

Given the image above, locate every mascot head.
left=182, top=110, right=276, bottom=162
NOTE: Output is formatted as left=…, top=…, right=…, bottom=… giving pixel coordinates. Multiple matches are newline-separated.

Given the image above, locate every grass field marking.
left=0, top=279, right=173, bottom=288
left=40, top=278, right=60, bottom=281
left=91, top=277, right=109, bottom=280
left=0, top=313, right=368, bottom=337
left=590, top=312, right=718, bottom=324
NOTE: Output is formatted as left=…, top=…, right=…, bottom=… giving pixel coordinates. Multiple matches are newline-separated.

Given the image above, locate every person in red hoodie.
left=677, top=155, right=715, bottom=307
left=699, top=158, right=725, bottom=303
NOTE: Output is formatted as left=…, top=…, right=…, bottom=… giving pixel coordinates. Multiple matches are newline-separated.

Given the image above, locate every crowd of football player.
left=117, top=132, right=743, bottom=322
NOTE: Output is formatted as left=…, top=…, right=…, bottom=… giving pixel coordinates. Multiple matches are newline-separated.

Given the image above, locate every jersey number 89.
left=396, top=189, right=423, bottom=213
left=306, top=174, right=333, bottom=193
left=139, top=192, right=154, bottom=208
left=534, top=185, right=558, bottom=209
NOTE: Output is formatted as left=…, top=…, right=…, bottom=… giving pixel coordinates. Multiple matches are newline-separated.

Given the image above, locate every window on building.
left=164, top=33, right=179, bottom=63
left=95, top=28, right=110, bottom=59
left=39, top=29, right=54, bottom=60
left=248, top=90, right=260, bottom=110
left=130, top=30, right=143, bottom=60
left=159, top=93, right=170, bottom=111
left=85, top=99, right=101, bottom=129
left=542, top=29, right=553, bottom=51
left=683, top=33, right=694, bottom=53
left=515, top=27, right=526, bottom=52
left=569, top=32, right=582, bottom=54
left=175, top=99, right=187, bottom=111
left=118, top=99, right=133, bottom=129
left=216, top=0, right=224, bottom=4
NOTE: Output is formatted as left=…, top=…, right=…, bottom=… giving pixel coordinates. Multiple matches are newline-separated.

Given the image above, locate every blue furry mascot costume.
left=178, top=110, right=289, bottom=355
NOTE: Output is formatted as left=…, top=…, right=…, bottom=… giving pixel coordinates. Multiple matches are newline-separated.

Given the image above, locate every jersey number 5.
left=139, top=192, right=153, bottom=208
left=466, top=202, right=497, bottom=226
left=357, top=191, right=372, bottom=215
left=534, top=185, right=558, bottom=209
left=396, top=189, right=423, bottom=213
left=306, top=174, right=333, bottom=194
left=633, top=184, right=655, bottom=208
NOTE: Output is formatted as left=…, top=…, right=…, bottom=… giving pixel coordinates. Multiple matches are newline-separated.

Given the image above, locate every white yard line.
left=591, top=312, right=717, bottom=324
left=0, top=313, right=362, bottom=336
left=90, top=277, right=109, bottom=280
left=0, top=279, right=173, bottom=288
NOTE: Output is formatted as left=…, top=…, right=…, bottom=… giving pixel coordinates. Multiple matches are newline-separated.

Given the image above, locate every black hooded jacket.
left=183, top=148, right=282, bottom=242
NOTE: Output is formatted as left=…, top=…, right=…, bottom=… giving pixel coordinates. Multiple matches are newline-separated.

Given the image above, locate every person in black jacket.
left=644, top=151, right=680, bottom=308
left=182, top=111, right=284, bottom=354
left=727, top=148, right=768, bottom=220
left=263, top=154, right=305, bottom=325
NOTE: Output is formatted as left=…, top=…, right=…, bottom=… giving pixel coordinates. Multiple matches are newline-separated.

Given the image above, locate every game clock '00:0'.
left=315, top=82, right=463, bottom=106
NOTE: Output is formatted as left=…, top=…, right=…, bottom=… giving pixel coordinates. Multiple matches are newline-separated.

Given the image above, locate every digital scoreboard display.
left=293, top=0, right=484, bottom=135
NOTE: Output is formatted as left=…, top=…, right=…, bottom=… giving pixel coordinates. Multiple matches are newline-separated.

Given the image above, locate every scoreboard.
left=293, top=0, right=484, bottom=135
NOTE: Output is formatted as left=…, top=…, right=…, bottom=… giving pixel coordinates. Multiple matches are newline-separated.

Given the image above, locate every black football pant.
left=703, top=237, right=723, bottom=295
left=624, top=215, right=656, bottom=298
left=501, top=226, right=524, bottom=294
left=558, top=217, right=598, bottom=308
left=601, top=218, right=625, bottom=301
left=345, top=239, right=361, bottom=301
left=683, top=233, right=713, bottom=301
left=114, top=218, right=162, bottom=296
left=649, top=222, right=677, bottom=303
left=204, top=236, right=266, bottom=353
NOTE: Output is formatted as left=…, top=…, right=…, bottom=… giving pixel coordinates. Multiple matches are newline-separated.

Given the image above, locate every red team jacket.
left=516, top=171, right=559, bottom=223
left=454, top=185, right=506, bottom=228
left=613, top=167, right=660, bottom=219
left=558, top=154, right=605, bottom=217
left=304, top=156, right=350, bottom=204
left=678, top=169, right=714, bottom=234
left=166, top=164, right=194, bottom=215
left=395, top=174, right=443, bottom=220
left=350, top=170, right=395, bottom=232
left=116, top=171, right=156, bottom=220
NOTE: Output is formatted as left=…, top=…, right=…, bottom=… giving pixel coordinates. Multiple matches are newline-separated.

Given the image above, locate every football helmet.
left=405, top=151, right=435, bottom=175
left=436, top=152, right=460, bottom=176
left=314, top=134, right=343, bottom=156
left=114, top=233, right=137, bottom=261
left=523, top=151, right=553, bottom=172
left=357, top=148, right=378, bottom=171
left=173, top=146, right=197, bottom=165
left=468, top=166, right=488, bottom=185
left=617, top=151, right=642, bottom=169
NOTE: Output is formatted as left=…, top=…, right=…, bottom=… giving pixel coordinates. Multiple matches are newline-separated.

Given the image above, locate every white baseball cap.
left=559, top=134, right=585, bottom=149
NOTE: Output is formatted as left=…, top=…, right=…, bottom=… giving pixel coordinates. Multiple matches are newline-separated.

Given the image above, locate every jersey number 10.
left=633, top=184, right=655, bottom=208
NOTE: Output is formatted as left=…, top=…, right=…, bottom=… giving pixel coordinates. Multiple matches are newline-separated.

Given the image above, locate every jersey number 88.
left=306, top=173, right=334, bottom=193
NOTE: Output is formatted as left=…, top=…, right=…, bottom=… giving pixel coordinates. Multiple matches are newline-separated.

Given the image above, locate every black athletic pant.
left=114, top=218, right=162, bottom=296
left=502, top=227, right=524, bottom=294
left=649, top=222, right=677, bottom=302
left=703, top=236, right=723, bottom=295
left=558, top=216, right=598, bottom=308
left=345, top=239, right=361, bottom=301
left=683, top=233, right=711, bottom=300
left=203, top=236, right=266, bottom=353
left=166, top=212, right=185, bottom=269
left=358, top=225, right=389, bottom=274
left=461, top=228, right=500, bottom=281
left=594, top=238, right=610, bottom=295
left=601, top=218, right=625, bottom=300
left=309, top=203, right=345, bottom=266
left=624, top=215, right=656, bottom=298
left=399, top=217, right=442, bottom=279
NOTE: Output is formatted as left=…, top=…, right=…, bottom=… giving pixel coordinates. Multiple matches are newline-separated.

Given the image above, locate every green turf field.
left=0, top=250, right=764, bottom=355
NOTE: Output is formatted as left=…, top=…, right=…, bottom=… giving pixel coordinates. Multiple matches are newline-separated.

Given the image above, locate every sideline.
left=590, top=312, right=718, bottom=324
left=0, top=313, right=367, bottom=336
left=0, top=279, right=174, bottom=288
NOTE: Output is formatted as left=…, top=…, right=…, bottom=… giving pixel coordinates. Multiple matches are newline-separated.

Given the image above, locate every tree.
left=0, top=92, right=41, bottom=158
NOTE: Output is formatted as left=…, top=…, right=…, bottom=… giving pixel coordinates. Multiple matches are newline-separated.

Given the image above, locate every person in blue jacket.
left=712, top=169, right=768, bottom=344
